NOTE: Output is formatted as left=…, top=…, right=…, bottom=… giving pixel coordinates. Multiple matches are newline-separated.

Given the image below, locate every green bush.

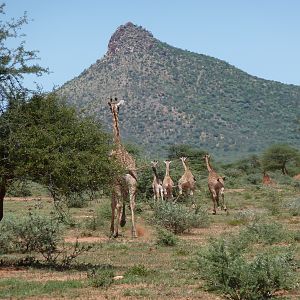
left=0, top=212, right=63, bottom=256
left=152, top=202, right=209, bottom=234
left=66, top=193, right=89, bottom=208
left=87, top=268, right=115, bottom=288
left=6, top=180, right=32, bottom=197
left=156, top=228, right=178, bottom=246
left=0, top=216, right=19, bottom=254
left=125, top=264, right=150, bottom=277
left=228, top=210, right=257, bottom=226
left=84, top=199, right=111, bottom=230
left=284, top=197, right=300, bottom=216
left=197, top=236, right=296, bottom=300
left=241, top=221, right=291, bottom=245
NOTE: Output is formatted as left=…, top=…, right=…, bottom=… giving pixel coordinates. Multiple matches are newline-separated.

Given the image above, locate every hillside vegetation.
left=58, top=22, right=300, bottom=160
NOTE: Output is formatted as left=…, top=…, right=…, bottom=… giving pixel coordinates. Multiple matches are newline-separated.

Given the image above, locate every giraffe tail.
left=120, top=202, right=126, bottom=227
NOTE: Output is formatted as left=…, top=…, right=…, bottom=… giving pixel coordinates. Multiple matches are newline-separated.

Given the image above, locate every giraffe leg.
left=159, top=187, right=164, bottom=201
left=220, top=188, right=227, bottom=213
left=110, top=195, right=117, bottom=238
left=126, top=174, right=138, bottom=238
left=178, top=184, right=183, bottom=195
left=211, top=190, right=217, bottom=215
left=111, top=185, right=122, bottom=238
left=129, top=188, right=137, bottom=238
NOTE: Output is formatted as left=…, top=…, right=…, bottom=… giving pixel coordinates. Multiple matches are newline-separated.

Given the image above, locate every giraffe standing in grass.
left=151, top=161, right=164, bottom=201
left=178, top=157, right=196, bottom=196
left=108, top=98, right=138, bottom=238
left=204, top=154, right=227, bottom=214
left=162, top=160, right=174, bottom=200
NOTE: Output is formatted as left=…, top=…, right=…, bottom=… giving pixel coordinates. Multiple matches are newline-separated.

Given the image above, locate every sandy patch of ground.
left=0, top=267, right=85, bottom=282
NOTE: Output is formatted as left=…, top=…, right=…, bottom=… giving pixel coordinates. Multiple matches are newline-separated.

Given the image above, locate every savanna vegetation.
left=1, top=4, right=300, bottom=300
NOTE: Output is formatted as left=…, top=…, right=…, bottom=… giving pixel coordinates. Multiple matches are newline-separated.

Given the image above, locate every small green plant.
left=0, top=211, right=91, bottom=266
left=152, top=202, right=209, bottom=234
left=197, top=234, right=296, bottom=300
left=84, top=199, right=111, bottom=230
left=156, top=228, right=178, bottom=246
left=87, top=268, right=115, bottom=288
left=6, top=180, right=32, bottom=197
left=284, top=197, right=300, bottom=216
left=228, top=210, right=257, bottom=226
left=125, top=264, right=150, bottom=277
left=66, top=193, right=89, bottom=208
left=243, top=221, right=291, bottom=245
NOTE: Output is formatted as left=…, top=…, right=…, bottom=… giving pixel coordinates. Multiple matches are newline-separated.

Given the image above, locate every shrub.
left=84, top=199, right=111, bottom=230
left=245, top=173, right=261, bottom=185
left=152, top=202, right=209, bottom=234
left=66, top=193, right=89, bottom=208
left=87, top=268, right=115, bottom=288
left=0, top=211, right=91, bottom=266
left=242, top=222, right=291, bottom=245
left=197, top=236, right=296, bottom=300
left=6, top=180, right=32, bottom=197
left=0, top=216, right=19, bottom=254
left=125, top=264, right=150, bottom=277
left=156, top=228, right=178, bottom=246
left=284, top=197, right=300, bottom=216
left=228, top=210, right=257, bottom=226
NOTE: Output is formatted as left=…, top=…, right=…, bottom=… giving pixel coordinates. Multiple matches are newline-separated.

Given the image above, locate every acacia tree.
left=0, top=5, right=118, bottom=220
left=0, top=93, right=117, bottom=220
left=0, top=3, right=47, bottom=111
left=261, top=144, right=300, bottom=175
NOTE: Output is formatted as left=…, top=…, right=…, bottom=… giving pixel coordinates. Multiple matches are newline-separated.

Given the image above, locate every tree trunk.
left=282, top=163, right=288, bottom=175
left=0, top=179, right=6, bottom=221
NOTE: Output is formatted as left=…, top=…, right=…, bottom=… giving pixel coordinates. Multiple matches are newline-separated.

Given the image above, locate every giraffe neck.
left=112, top=109, right=121, bottom=145
left=152, top=166, right=160, bottom=182
left=205, top=157, right=213, bottom=172
left=181, top=160, right=188, bottom=172
left=165, top=164, right=170, bottom=177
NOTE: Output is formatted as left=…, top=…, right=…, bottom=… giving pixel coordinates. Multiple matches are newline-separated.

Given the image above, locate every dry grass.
left=1, top=184, right=299, bottom=299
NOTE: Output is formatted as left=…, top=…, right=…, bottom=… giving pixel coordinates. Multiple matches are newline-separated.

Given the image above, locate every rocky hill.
left=58, top=22, right=300, bottom=161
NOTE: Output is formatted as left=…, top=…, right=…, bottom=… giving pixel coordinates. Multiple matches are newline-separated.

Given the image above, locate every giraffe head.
left=180, top=157, right=187, bottom=163
left=151, top=160, right=159, bottom=168
left=164, top=160, right=171, bottom=166
left=203, top=154, right=210, bottom=161
left=107, top=97, right=125, bottom=114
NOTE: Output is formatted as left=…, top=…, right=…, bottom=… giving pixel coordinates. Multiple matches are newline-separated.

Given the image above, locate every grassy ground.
left=1, top=181, right=299, bottom=299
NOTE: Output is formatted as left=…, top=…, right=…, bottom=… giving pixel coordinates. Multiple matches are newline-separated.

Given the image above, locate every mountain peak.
left=107, top=22, right=154, bottom=56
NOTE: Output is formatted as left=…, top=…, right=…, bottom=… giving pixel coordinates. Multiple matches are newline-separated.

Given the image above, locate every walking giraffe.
left=151, top=160, right=164, bottom=201
left=162, top=160, right=174, bottom=200
left=204, top=154, right=227, bottom=214
left=178, top=157, right=196, bottom=196
left=108, top=98, right=138, bottom=238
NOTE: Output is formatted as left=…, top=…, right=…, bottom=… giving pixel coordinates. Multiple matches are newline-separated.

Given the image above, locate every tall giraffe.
left=162, top=160, right=174, bottom=199
left=178, top=157, right=196, bottom=196
left=151, top=160, right=164, bottom=201
left=204, top=154, right=227, bottom=214
left=108, top=98, right=138, bottom=238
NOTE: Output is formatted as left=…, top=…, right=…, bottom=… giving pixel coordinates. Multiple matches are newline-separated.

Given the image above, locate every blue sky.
left=5, top=0, right=300, bottom=91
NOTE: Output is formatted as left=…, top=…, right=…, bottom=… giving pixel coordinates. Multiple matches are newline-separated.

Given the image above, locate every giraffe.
left=162, top=160, right=174, bottom=200
left=178, top=157, right=196, bottom=196
left=151, top=160, right=164, bottom=201
left=204, top=154, right=227, bottom=214
left=262, top=171, right=274, bottom=185
left=108, top=98, right=138, bottom=238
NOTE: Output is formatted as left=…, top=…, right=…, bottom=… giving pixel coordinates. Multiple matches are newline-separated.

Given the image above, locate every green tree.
left=0, top=93, right=117, bottom=220
left=261, top=144, right=300, bottom=175
left=0, top=3, right=47, bottom=111
left=167, top=144, right=207, bottom=173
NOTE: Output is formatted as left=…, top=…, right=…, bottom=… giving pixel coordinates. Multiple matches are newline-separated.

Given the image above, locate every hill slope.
left=58, top=22, right=300, bottom=160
